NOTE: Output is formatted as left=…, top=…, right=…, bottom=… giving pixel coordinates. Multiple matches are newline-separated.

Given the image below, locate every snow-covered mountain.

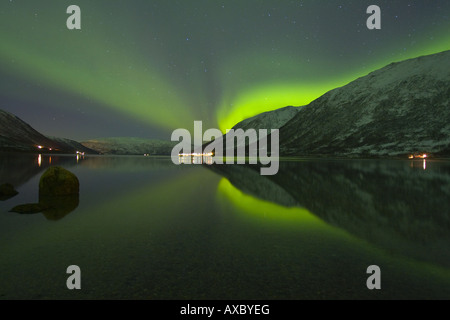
left=204, top=106, right=300, bottom=152
left=231, top=106, right=300, bottom=131
left=81, top=137, right=177, bottom=155
left=279, top=50, right=450, bottom=157
left=0, top=109, right=95, bottom=153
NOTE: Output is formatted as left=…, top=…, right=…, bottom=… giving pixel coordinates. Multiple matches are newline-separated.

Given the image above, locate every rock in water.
left=9, top=168, right=80, bottom=219
left=39, top=194, right=79, bottom=221
left=10, top=203, right=50, bottom=214
left=10, top=195, right=79, bottom=218
left=0, top=183, right=18, bottom=200
left=39, top=167, right=79, bottom=196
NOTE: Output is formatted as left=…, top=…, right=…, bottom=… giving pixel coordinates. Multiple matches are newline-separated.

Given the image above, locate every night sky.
left=0, top=0, right=448, bottom=141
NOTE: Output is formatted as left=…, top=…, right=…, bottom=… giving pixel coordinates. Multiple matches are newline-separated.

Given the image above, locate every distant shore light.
left=408, top=153, right=429, bottom=159
left=179, top=152, right=213, bottom=157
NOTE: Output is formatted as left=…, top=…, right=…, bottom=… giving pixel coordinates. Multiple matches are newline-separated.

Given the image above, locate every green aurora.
left=0, top=0, right=449, bottom=138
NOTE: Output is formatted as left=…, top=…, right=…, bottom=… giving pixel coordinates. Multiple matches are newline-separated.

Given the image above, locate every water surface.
left=0, top=154, right=449, bottom=299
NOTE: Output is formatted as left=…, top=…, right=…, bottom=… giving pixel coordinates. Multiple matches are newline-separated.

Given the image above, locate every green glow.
left=0, top=1, right=449, bottom=133
left=218, top=81, right=344, bottom=131
left=5, top=167, right=210, bottom=246
left=216, top=176, right=450, bottom=283
left=217, top=33, right=450, bottom=131
left=0, top=3, right=194, bottom=131
left=217, top=177, right=325, bottom=226
left=0, top=39, right=190, bottom=130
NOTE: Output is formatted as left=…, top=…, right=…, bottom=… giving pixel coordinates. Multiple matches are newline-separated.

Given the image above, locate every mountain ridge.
left=81, top=137, right=176, bottom=155
left=278, top=50, right=450, bottom=157
left=0, top=109, right=96, bottom=154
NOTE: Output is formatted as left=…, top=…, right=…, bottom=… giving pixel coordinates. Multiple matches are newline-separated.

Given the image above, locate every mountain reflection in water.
left=1, top=154, right=450, bottom=299
left=211, top=159, right=450, bottom=268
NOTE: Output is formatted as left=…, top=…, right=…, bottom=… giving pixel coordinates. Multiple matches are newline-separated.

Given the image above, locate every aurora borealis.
left=0, top=0, right=449, bottom=140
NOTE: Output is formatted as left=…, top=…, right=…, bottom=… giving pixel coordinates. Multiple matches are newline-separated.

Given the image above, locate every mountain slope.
left=48, top=136, right=97, bottom=154
left=231, top=106, right=300, bottom=131
left=0, top=109, right=96, bottom=153
left=0, top=110, right=59, bottom=152
left=203, top=106, right=300, bottom=152
left=279, top=50, right=450, bottom=157
left=81, top=137, right=176, bottom=155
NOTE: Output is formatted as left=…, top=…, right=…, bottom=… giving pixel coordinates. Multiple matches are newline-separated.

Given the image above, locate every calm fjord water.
left=0, top=154, right=449, bottom=299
